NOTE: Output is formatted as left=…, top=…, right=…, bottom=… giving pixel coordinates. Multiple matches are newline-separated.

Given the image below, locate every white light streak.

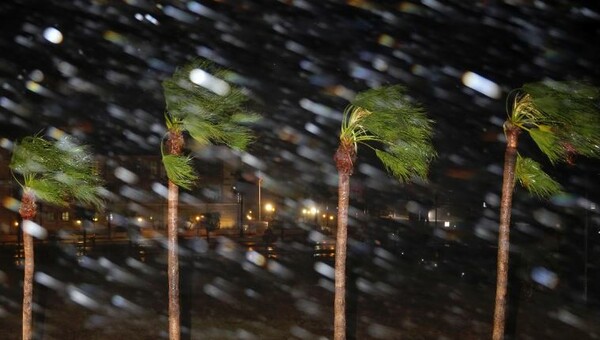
left=43, top=27, right=63, bottom=44
left=144, top=14, right=159, bottom=25
left=23, top=220, right=47, bottom=240
left=114, top=167, right=138, bottom=184
left=189, top=68, right=230, bottom=96
left=461, top=71, right=501, bottom=99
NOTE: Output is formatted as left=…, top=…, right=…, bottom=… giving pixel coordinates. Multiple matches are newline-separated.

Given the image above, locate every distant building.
left=0, top=148, right=242, bottom=236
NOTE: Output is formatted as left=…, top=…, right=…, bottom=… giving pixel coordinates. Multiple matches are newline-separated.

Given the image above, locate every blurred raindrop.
left=23, top=220, right=47, bottom=240
left=42, top=27, right=63, bottom=44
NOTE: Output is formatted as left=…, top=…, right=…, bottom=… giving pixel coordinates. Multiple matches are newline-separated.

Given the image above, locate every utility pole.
left=258, top=176, right=263, bottom=222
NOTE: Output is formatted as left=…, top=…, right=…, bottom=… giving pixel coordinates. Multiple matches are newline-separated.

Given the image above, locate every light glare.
left=189, top=68, right=230, bottom=96
left=43, top=27, right=63, bottom=44
left=461, top=71, right=501, bottom=99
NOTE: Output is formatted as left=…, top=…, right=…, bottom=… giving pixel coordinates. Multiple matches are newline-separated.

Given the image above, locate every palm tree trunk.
left=167, top=129, right=184, bottom=340
left=333, top=142, right=355, bottom=340
left=22, top=227, right=34, bottom=340
left=334, top=171, right=350, bottom=340
left=492, top=123, right=520, bottom=340
left=168, top=180, right=180, bottom=340
left=333, top=141, right=356, bottom=340
left=20, top=189, right=36, bottom=340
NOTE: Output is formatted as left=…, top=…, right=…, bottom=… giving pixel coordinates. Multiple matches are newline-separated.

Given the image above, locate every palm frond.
left=339, top=85, right=436, bottom=182
left=10, top=135, right=104, bottom=209
left=220, top=125, right=256, bottom=150
left=162, top=58, right=259, bottom=151
left=515, top=155, right=562, bottom=198
left=557, top=110, right=600, bottom=159
left=375, top=138, right=436, bottom=181
left=374, top=150, right=412, bottom=182
left=231, top=112, right=261, bottom=124
left=358, top=87, right=433, bottom=143
left=162, top=154, right=197, bottom=190
left=508, top=81, right=600, bottom=164
left=528, top=127, right=564, bottom=164
left=10, top=137, right=61, bottom=177
left=163, top=60, right=248, bottom=119
left=70, top=184, right=104, bottom=209
left=27, top=178, right=69, bottom=207
left=56, top=170, right=104, bottom=209
left=183, top=116, right=222, bottom=146
left=525, top=82, right=599, bottom=126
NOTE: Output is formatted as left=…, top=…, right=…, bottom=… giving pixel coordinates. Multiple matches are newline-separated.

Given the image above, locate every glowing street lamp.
left=264, top=203, right=275, bottom=221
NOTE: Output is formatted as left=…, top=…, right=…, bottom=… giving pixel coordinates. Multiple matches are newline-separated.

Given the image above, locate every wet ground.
left=1, top=235, right=599, bottom=339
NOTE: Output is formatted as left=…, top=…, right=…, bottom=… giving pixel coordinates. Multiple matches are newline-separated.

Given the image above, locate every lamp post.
left=107, top=212, right=112, bottom=241
left=15, top=221, right=21, bottom=250
left=233, top=186, right=244, bottom=238
left=258, top=176, right=263, bottom=222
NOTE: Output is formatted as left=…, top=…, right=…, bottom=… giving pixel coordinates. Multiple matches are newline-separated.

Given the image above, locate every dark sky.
left=1, top=0, right=599, bottom=211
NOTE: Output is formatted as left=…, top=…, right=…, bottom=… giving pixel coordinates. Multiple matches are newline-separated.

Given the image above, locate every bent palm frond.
left=342, top=85, right=436, bottom=182
left=162, top=154, right=197, bottom=190
left=27, top=178, right=69, bottom=207
left=515, top=155, right=561, bottom=198
left=520, top=81, right=600, bottom=162
left=163, top=58, right=260, bottom=150
left=528, top=127, right=564, bottom=164
left=10, top=135, right=104, bottom=209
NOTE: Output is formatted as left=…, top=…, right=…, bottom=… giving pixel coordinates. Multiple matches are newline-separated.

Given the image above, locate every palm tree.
left=161, top=59, right=259, bottom=339
left=9, top=135, right=103, bottom=340
left=492, top=81, right=600, bottom=340
left=333, top=85, right=436, bottom=340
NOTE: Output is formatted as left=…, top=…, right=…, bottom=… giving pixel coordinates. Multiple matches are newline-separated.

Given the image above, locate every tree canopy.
left=339, top=85, right=436, bottom=181
left=10, top=135, right=104, bottom=209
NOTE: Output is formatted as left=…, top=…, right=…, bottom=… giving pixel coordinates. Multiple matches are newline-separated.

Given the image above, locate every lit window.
left=61, top=212, right=70, bottom=221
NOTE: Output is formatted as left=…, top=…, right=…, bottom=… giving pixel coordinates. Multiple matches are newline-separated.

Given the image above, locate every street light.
left=195, top=215, right=201, bottom=236
left=265, top=203, right=275, bottom=221
left=258, top=176, right=263, bottom=221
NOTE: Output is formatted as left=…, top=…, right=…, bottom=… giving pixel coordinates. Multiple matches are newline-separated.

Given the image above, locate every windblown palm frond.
left=507, top=81, right=600, bottom=196
left=528, top=127, right=563, bottom=164
left=162, top=59, right=259, bottom=149
left=515, top=155, right=562, bottom=198
left=10, top=135, right=104, bottom=209
left=162, top=154, right=197, bottom=190
left=10, top=136, right=62, bottom=176
left=340, top=85, right=436, bottom=182
left=513, top=81, right=600, bottom=163
left=231, top=112, right=261, bottom=124
left=27, top=177, right=69, bottom=206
